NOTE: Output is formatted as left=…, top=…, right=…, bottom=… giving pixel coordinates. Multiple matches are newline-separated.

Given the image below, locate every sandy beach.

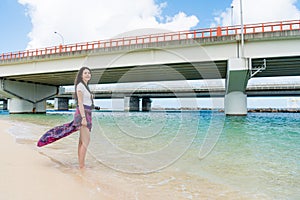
left=0, top=119, right=111, bottom=200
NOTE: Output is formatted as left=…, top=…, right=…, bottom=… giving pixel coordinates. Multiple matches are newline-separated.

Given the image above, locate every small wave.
left=8, top=120, right=50, bottom=143
left=147, top=176, right=176, bottom=188
left=15, top=137, right=36, bottom=145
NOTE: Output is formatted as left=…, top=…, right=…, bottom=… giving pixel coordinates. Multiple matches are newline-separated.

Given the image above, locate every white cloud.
left=213, top=0, right=300, bottom=27
left=18, top=0, right=199, bottom=49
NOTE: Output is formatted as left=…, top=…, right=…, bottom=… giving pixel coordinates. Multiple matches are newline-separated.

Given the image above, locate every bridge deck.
left=1, top=20, right=300, bottom=86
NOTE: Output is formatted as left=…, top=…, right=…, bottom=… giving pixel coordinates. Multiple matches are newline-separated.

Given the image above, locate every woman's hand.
left=81, top=117, right=87, bottom=126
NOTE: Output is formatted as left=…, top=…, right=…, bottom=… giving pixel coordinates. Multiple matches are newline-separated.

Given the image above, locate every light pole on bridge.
left=240, top=0, right=245, bottom=58
left=54, top=31, right=65, bottom=45
left=231, top=4, right=234, bottom=26
left=54, top=31, right=65, bottom=53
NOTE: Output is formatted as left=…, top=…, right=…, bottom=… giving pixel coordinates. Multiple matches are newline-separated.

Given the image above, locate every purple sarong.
left=37, top=105, right=92, bottom=147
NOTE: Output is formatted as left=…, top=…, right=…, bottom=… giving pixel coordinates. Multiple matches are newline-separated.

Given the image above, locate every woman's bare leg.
left=78, top=126, right=90, bottom=169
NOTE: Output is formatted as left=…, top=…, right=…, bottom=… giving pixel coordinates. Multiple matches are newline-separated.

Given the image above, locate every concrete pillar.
left=124, top=96, right=140, bottom=111
left=124, top=97, right=130, bottom=111
left=142, top=97, right=152, bottom=112
left=0, top=79, right=57, bottom=114
left=225, top=92, right=247, bottom=115
left=54, top=97, right=69, bottom=111
left=2, top=99, right=8, bottom=110
left=225, top=58, right=250, bottom=116
left=8, top=98, right=46, bottom=114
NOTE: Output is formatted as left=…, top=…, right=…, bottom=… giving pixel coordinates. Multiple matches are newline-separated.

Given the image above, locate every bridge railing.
left=1, top=20, right=300, bottom=61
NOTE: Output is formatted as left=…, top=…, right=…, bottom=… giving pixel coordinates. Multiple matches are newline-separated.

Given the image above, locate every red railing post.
left=217, top=26, right=222, bottom=36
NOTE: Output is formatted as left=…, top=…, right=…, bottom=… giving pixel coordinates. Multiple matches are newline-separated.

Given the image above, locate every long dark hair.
left=74, top=66, right=92, bottom=102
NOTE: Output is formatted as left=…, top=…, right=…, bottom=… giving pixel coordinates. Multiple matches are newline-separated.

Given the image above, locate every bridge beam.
left=0, top=79, right=57, bottom=113
left=225, top=58, right=250, bottom=116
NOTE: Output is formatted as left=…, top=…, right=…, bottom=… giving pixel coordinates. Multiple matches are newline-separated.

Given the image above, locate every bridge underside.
left=3, top=60, right=227, bottom=86
left=3, top=56, right=300, bottom=86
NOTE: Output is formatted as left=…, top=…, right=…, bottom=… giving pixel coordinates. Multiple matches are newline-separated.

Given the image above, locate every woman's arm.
left=77, top=90, right=87, bottom=126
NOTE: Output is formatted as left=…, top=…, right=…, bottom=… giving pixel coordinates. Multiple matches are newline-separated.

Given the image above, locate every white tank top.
left=76, top=82, right=92, bottom=106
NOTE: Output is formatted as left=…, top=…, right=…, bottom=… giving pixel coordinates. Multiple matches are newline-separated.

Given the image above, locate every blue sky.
left=154, top=0, right=233, bottom=27
left=0, top=0, right=31, bottom=53
left=1, top=0, right=299, bottom=54
left=0, top=0, right=231, bottom=53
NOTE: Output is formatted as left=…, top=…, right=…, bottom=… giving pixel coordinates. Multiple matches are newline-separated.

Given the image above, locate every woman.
left=74, top=66, right=93, bottom=169
left=37, top=66, right=94, bottom=169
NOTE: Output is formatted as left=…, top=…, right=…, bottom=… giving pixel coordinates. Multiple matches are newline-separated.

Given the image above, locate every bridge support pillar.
left=124, top=96, right=140, bottom=111
left=54, top=97, right=69, bottom=111
left=0, top=79, right=57, bottom=114
left=225, top=92, right=247, bottom=115
left=225, top=58, right=250, bottom=116
left=142, top=97, right=152, bottom=112
left=1, top=99, right=8, bottom=110
left=8, top=98, right=47, bottom=113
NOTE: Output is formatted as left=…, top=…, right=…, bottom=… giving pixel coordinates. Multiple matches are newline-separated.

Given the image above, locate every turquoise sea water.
left=1, top=111, right=299, bottom=199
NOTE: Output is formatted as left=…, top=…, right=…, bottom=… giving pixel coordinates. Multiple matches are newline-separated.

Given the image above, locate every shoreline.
left=1, top=107, right=300, bottom=115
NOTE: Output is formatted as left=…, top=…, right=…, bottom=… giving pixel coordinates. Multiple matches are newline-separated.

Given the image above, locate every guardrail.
left=1, top=20, right=300, bottom=61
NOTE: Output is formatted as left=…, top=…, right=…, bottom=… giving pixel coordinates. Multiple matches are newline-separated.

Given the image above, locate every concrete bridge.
left=58, top=81, right=300, bottom=98
left=1, top=20, right=300, bottom=115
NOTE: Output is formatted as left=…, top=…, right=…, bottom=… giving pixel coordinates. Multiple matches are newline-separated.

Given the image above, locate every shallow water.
left=1, top=111, right=299, bottom=199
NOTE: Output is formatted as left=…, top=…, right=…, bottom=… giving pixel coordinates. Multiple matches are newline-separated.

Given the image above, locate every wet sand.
left=0, top=120, right=111, bottom=200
